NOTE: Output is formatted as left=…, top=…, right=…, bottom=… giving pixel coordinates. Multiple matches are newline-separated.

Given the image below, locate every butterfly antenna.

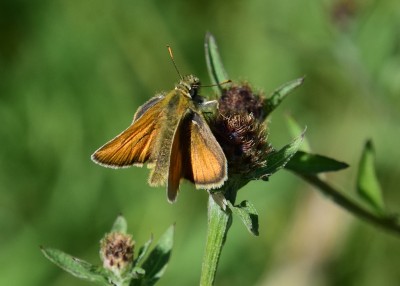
left=201, top=79, right=232, bottom=88
left=167, top=45, right=183, bottom=80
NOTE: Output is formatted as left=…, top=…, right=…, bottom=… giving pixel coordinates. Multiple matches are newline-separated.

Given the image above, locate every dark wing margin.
left=133, top=95, right=164, bottom=122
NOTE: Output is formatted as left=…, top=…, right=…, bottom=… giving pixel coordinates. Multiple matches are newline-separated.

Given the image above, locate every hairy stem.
left=200, top=195, right=232, bottom=286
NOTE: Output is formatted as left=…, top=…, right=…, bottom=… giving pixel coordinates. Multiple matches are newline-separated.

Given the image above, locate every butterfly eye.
left=190, top=85, right=199, bottom=98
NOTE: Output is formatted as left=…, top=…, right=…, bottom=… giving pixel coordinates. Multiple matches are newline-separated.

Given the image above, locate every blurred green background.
left=1, top=0, right=400, bottom=285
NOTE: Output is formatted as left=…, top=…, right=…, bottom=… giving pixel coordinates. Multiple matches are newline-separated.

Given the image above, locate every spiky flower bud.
left=100, top=232, right=134, bottom=277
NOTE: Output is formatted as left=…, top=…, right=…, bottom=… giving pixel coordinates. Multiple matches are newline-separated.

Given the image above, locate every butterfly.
left=91, top=72, right=228, bottom=202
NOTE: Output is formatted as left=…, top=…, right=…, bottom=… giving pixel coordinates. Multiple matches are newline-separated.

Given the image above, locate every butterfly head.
left=176, top=75, right=201, bottom=99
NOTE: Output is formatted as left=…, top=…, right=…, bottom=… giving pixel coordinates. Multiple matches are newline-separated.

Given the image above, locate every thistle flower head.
left=211, top=83, right=272, bottom=177
left=218, top=83, right=265, bottom=121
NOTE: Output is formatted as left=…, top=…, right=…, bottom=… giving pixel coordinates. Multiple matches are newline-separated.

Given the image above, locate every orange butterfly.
left=92, top=74, right=227, bottom=202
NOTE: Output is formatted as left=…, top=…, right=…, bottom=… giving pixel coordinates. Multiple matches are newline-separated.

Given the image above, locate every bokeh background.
left=1, top=0, right=400, bottom=285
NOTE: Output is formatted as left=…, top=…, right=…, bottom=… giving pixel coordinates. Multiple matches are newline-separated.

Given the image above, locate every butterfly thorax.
left=175, top=75, right=200, bottom=99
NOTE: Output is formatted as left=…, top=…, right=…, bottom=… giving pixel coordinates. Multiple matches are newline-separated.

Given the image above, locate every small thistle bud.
left=100, top=232, right=135, bottom=276
left=211, top=83, right=272, bottom=176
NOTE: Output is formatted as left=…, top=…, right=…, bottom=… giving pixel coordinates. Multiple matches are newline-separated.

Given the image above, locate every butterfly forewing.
left=187, top=113, right=227, bottom=189
left=91, top=96, right=164, bottom=167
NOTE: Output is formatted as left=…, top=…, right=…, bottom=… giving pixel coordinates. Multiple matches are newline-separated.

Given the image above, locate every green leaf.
left=134, top=235, right=153, bottom=267
left=264, top=77, right=305, bottom=117
left=285, top=151, right=349, bottom=174
left=111, top=215, right=128, bottom=233
left=205, top=32, right=229, bottom=93
left=227, top=200, right=259, bottom=236
left=40, top=247, right=109, bottom=285
left=357, top=140, right=385, bottom=213
left=139, top=225, right=175, bottom=286
left=252, top=129, right=305, bottom=179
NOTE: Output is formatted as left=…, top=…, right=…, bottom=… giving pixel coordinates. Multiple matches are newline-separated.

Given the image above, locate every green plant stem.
left=200, top=195, right=232, bottom=286
left=299, top=173, right=400, bottom=236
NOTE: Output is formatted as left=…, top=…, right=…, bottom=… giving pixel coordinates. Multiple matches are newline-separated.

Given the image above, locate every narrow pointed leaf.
left=41, top=247, right=109, bottom=285
left=111, top=215, right=128, bottom=233
left=134, top=235, right=153, bottom=266
left=252, top=129, right=305, bottom=179
left=264, top=77, right=305, bottom=116
left=227, top=200, right=259, bottom=236
left=285, top=151, right=349, bottom=174
left=140, top=225, right=174, bottom=286
left=357, top=140, right=385, bottom=213
left=205, top=32, right=229, bottom=93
